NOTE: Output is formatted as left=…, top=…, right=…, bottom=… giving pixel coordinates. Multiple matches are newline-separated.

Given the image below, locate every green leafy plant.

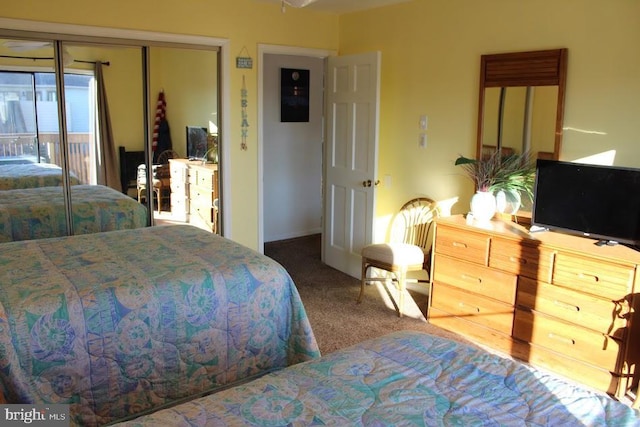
left=455, top=150, right=536, bottom=201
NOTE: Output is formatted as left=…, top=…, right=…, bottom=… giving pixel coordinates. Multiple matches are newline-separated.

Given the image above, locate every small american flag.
left=152, top=91, right=166, bottom=152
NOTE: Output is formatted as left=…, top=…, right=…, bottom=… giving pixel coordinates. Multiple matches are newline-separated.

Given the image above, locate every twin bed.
left=113, top=330, right=640, bottom=426
left=0, top=225, right=319, bottom=426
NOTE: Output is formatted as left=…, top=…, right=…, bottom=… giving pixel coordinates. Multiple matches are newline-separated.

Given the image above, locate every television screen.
left=532, top=159, right=640, bottom=245
left=186, top=126, right=209, bottom=159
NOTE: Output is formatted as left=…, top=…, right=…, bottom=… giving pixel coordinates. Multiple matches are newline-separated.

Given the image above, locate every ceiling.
left=259, top=0, right=413, bottom=14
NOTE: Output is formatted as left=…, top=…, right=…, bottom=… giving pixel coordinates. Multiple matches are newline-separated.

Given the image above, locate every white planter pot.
left=470, top=191, right=496, bottom=223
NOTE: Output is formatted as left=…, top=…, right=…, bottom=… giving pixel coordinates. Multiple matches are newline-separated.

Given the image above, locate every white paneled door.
left=323, top=52, right=381, bottom=279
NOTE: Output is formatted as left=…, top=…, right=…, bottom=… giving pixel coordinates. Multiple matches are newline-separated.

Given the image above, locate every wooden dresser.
left=429, top=215, right=640, bottom=399
left=169, top=159, right=218, bottom=233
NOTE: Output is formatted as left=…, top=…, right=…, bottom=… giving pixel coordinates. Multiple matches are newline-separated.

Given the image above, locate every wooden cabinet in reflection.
left=169, top=158, right=218, bottom=233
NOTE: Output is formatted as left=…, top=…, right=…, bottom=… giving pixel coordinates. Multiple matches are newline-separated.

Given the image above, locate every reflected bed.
left=0, top=184, right=147, bottom=241
left=0, top=162, right=80, bottom=190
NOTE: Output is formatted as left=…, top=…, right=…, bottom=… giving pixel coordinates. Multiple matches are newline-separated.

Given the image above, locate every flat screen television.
left=186, top=126, right=209, bottom=160
left=532, top=159, right=640, bottom=246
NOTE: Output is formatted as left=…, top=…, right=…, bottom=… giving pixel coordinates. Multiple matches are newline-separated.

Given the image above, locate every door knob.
left=362, top=180, right=372, bottom=187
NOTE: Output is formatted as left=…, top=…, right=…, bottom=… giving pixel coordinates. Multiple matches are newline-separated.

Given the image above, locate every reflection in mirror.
left=477, top=48, right=568, bottom=162
left=0, top=38, right=68, bottom=241
left=0, top=35, right=222, bottom=240
left=61, top=42, right=149, bottom=235
left=482, top=86, right=559, bottom=159
left=149, top=45, right=220, bottom=234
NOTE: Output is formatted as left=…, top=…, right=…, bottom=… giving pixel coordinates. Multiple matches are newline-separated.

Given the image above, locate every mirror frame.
left=476, top=48, right=568, bottom=161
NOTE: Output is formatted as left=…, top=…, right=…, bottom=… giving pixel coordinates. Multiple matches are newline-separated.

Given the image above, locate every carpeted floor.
left=264, top=233, right=473, bottom=355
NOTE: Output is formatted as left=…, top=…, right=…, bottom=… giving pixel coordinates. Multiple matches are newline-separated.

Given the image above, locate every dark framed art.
left=281, top=68, right=310, bottom=122
left=186, top=126, right=209, bottom=159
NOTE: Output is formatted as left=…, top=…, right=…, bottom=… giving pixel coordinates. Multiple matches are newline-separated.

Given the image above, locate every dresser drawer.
left=189, top=203, right=215, bottom=229
left=509, top=339, right=622, bottom=396
left=434, top=254, right=516, bottom=304
left=189, top=169, right=214, bottom=191
left=190, top=186, right=215, bottom=205
left=170, top=164, right=187, bottom=179
left=517, top=277, right=628, bottom=338
left=431, top=283, right=514, bottom=335
left=434, top=225, right=489, bottom=265
left=489, top=238, right=554, bottom=282
left=513, top=308, right=622, bottom=371
left=552, top=253, right=634, bottom=300
left=170, top=179, right=186, bottom=194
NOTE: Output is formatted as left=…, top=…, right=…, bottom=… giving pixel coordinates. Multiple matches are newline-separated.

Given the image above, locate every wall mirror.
left=476, top=48, right=568, bottom=161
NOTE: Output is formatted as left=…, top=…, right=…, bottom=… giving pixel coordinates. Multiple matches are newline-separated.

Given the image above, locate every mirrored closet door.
left=0, top=38, right=67, bottom=241
left=0, top=32, right=221, bottom=241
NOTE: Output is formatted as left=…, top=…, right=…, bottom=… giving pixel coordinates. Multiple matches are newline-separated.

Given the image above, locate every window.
left=0, top=70, right=94, bottom=183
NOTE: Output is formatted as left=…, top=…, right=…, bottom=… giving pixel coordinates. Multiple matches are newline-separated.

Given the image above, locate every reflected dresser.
left=169, top=158, right=218, bottom=233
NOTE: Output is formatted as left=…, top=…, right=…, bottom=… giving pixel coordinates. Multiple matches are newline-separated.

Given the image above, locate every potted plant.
left=455, top=150, right=535, bottom=221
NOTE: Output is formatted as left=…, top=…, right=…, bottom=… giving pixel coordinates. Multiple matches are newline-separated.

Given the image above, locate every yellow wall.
left=340, top=0, right=640, bottom=234
left=2, top=0, right=638, bottom=250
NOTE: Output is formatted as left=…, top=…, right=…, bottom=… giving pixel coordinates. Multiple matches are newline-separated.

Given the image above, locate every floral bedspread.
left=0, top=225, right=319, bottom=426
left=0, top=184, right=147, bottom=242
left=0, top=162, right=80, bottom=190
left=114, top=330, right=640, bottom=427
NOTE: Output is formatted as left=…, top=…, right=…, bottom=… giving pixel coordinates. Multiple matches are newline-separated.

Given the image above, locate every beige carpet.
left=264, top=233, right=473, bottom=355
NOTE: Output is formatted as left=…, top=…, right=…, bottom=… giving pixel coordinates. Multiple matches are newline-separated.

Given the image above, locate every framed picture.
left=186, top=126, right=209, bottom=159
left=280, top=68, right=310, bottom=122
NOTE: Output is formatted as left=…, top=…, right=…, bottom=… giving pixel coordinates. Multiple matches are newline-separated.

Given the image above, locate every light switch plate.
left=419, top=115, right=428, bottom=130
left=419, top=133, right=427, bottom=148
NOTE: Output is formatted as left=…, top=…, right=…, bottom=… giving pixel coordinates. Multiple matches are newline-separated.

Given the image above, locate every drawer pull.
left=460, top=274, right=482, bottom=284
left=509, top=256, right=527, bottom=265
left=548, top=333, right=575, bottom=346
left=458, top=302, right=480, bottom=313
left=577, top=272, right=600, bottom=282
left=553, top=300, right=580, bottom=312
left=452, top=241, right=468, bottom=248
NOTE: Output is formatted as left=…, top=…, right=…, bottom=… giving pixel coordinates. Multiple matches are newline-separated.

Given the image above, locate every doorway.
left=262, top=53, right=324, bottom=244
left=259, top=46, right=381, bottom=282
left=258, top=45, right=334, bottom=253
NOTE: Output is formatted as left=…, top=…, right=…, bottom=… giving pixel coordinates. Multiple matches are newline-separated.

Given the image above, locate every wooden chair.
left=136, top=150, right=178, bottom=212
left=359, top=197, right=439, bottom=317
left=136, top=164, right=162, bottom=211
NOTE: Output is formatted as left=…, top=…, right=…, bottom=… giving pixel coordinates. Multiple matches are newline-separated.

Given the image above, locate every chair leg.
left=397, top=270, right=406, bottom=318
left=358, top=262, right=368, bottom=304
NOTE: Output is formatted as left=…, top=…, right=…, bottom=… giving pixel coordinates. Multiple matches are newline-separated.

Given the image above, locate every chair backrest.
left=157, top=149, right=179, bottom=165
left=137, top=164, right=147, bottom=188
left=389, top=197, right=439, bottom=250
